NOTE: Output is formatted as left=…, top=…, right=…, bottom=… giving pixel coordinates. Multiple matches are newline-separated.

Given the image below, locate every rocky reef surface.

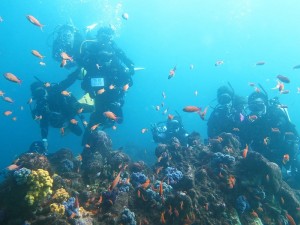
left=0, top=131, right=299, bottom=225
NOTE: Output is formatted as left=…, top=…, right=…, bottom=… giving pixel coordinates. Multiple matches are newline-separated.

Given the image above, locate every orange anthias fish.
left=242, top=144, right=248, bottom=158
left=31, top=50, right=45, bottom=59
left=160, top=211, right=166, bottom=224
left=140, top=179, right=151, bottom=189
left=227, top=175, right=236, bottom=189
left=61, top=90, right=71, bottom=96
left=60, top=52, right=73, bottom=61
left=123, top=83, right=130, bottom=91
left=285, top=213, right=296, bottom=225
left=199, top=106, right=208, bottom=120
left=168, top=114, right=174, bottom=120
left=4, top=73, right=22, bottom=84
left=109, top=166, right=127, bottom=191
left=168, top=66, right=176, bottom=79
left=183, top=106, right=201, bottom=112
left=60, top=59, right=67, bottom=68
left=4, top=111, right=13, bottom=116
left=3, top=96, right=14, bottom=103
left=90, top=123, right=100, bottom=131
left=6, top=164, right=19, bottom=171
left=103, top=111, right=118, bottom=121
left=70, top=119, right=78, bottom=125
left=282, top=154, right=290, bottom=165
left=26, top=15, right=44, bottom=29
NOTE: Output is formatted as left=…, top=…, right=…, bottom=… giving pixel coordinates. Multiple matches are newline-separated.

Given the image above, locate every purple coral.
left=130, top=172, right=147, bottom=188
left=62, top=197, right=79, bottom=217
left=236, top=195, right=250, bottom=214
left=165, top=167, right=183, bottom=185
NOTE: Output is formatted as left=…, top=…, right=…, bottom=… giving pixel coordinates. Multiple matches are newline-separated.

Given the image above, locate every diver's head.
left=217, top=86, right=234, bottom=105
left=29, top=141, right=46, bottom=154
left=248, top=92, right=268, bottom=115
left=167, top=119, right=181, bottom=133
left=96, top=26, right=115, bottom=43
left=56, top=24, right=77, bottom=47
left=31, top=82, right=47, bottom=100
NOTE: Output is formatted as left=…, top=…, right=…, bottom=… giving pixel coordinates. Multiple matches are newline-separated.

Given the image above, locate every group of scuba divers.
left=29, top=24, right=135, bottom=152
left=27, top=24, right=299, bottom=187
left=152, top=84, right=300, bottom=187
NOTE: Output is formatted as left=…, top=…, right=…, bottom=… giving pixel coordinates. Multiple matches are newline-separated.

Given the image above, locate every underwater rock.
left=187, top=131, right=202, bottom=146
left=155, top=144, right=168, bottom=158
left=109, top=151, right=130, bottom=170
left=81, top=150, right=104, bottom=183
left=87, top=130, right=112, bottom=157
left=129, top=161, right=146, bottom=172
left=17, top=153, right=51, bottom=171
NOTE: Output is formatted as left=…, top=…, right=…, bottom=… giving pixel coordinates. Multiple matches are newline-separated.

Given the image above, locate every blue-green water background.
left=0, top=0, right=299, bottom=168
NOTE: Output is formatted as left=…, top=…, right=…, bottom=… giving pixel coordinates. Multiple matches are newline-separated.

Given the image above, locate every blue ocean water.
left=0, top=0, right=299, bottom=169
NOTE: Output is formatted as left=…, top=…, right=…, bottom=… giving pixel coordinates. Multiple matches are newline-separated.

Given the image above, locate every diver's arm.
left=59, top=68, right=81, bottom=90
left=113, top=44, right=135, bottom=75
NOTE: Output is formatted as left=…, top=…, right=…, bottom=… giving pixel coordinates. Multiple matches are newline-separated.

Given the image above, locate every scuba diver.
left=207, top=85, right=246, bottom=138
left=78, top=25, right=135, bottom=143
left=151, top=115, right=189, bottom=145
left=30, top=68, right=94, bottom=150
left=52, top=23, right=83, bottom=68
left=240, top=87, right=299, bottom=184
left=28, top=140, right=47, bottom=155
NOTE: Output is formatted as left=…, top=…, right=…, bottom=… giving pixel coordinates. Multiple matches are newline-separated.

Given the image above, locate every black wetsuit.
left=80, top=40, right=134, bottom=130
left=240, top=105, right=299, bottom=168
left=32, top=69, right=84, bottom=139
left=207, top=103, right=243, bottom=138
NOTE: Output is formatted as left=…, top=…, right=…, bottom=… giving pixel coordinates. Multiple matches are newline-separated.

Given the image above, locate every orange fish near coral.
left=285, top=213, right=296, bottom=225
left=26, top=15, right=44, bottom=29
left=227, top=175, right=236, bottom=189
left=109, top=166, right=126, bottom=191
left=282, top=154, right=289, bottom=165
left=4, top=73, right=22, bottom=84
left=31, top=50, right=45, bottom=59
left=242, top=144, right=248, bottom=158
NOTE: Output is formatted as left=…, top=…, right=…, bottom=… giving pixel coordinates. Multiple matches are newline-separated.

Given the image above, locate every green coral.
left=25, top=169, right=53, bottom=205
left=52, top=188, right=70, bottom=203
left=50, top=203, right=65, bottom=216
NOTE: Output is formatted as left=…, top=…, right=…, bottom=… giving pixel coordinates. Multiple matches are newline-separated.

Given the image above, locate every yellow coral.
left=50, top=203, right=65, bottom=216
left=25, top=169, right=53, bottom=205
left=52, top=188, right=70, bottom=203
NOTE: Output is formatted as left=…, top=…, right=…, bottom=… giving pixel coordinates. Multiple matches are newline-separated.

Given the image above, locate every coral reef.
left=14, top=167, right=31, bottom=185
left=1, top=130, right=300, bottom=225
left=25, top=169, right=53, bottom=206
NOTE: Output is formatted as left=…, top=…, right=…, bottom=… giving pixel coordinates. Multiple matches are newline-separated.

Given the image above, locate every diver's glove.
left=42, top=138, right=48, bottom=151
left=77, top=67, right=87, bottom=80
